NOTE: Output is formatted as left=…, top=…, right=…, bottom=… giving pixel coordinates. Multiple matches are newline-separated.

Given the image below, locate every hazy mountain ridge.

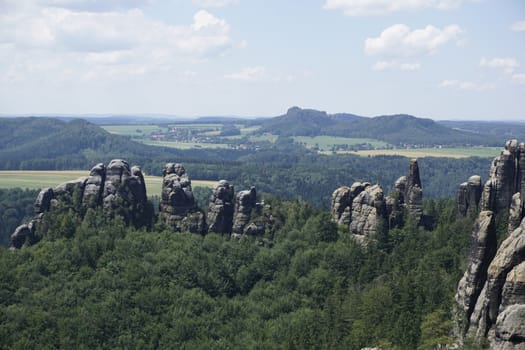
left=256, top=107, right=503, bottom=146
left=438, top=120, right=525, bottom=140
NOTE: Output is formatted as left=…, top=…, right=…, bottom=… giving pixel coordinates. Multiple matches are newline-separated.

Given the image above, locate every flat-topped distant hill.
left=255, top=107, right=503, bottom=146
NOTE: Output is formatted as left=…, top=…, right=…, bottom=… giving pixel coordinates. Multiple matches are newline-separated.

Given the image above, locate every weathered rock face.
left=481, top=140, right=525, bottom=214
left=10, top=159, right=150, bottom=248
left=455, top=211, right=497, bottom=332
left=457, top=175, right=483, bottom=218
left=387, top=159, right=424, bottom=227
left=207, top=180, right=235, bottom=234
left=101, top=160, right=148, bottom=224
left=232, top=187, right=257, bottom=236
left=455, top=140, right=525, bottom=350
left=331, top=183, right=366, bottom=225
left=331, top=186, right=352, bottom=225
left=349, top=183, right=386, bottom=238
left=159, top=163, right=206, bottom=234
left=405, top=159, right=423, bottom=224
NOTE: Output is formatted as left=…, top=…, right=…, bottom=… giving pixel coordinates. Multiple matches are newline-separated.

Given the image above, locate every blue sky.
left=0, top=0, right=524, bottom=120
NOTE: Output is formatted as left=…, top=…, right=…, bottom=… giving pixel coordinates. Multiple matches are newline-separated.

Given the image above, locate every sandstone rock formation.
left=331, top=186, right=353, bottom=225
left=232, top=187, right=257, bottom=237
left=331, top=182, right=366, bottom=225
left=390, top=159, right=423, bottom=225
left=158, top=163, right=206, bottom=234
left=457, top=175, right=482, bottom=217
left=207, top=180, right=235, bottom=234
left=349, top=183, right=386, bottom=239
left=11, top=159, right=150, bottom=248
left=480, top=140, right=525, bottom=214
left=455, top=140, right=525, bottom=349
left=331, top=159, right=428, bottom=242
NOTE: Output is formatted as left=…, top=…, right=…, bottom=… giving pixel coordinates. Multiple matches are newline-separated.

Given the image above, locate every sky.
left=0, top=0, right=524, bottom=120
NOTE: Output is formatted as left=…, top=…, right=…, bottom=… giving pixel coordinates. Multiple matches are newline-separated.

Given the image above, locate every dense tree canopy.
left=0, top=194, right=484, bottom=349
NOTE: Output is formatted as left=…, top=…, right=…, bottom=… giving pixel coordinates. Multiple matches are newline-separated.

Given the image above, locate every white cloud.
left=192, top=0, right=238, bottom=8
left=224, top=66, right=266, bottom=81
left=0, top=4, right=234, bottom=83
left=480, top=57, right=519, bottom=74
left=511, top=21, right=525, bottom=32
left=365, top=24, right=461, bottom=70
left=512, top=73, right=525, bottom=84
left=365, top=24, right=463, bottom=57
left=439, top=79, right=494, bottom=91
left=324, top=0, right=466, bottom=16
left=372, top=60, right=420, bottom=71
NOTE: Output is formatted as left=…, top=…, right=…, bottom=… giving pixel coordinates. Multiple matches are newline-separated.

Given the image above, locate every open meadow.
left=0, top=171, right=216, bottom=197
left=352, top=147, right=500, bottom=158
left=294, top=136, right=389, bottom=150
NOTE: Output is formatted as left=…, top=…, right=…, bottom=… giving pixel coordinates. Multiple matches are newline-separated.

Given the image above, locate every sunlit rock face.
left=159, top=163, right=206, bottom=234
left=11, top=159, right=150, bottom=248
left=455, top=140, right=525, bottom=350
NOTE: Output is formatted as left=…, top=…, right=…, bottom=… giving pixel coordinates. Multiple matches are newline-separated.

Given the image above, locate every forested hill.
left=438, top=120, right=525, bottom=140
left=256, top=107, right=502, bottom=146
left=0, top=117, right=220, bottom=170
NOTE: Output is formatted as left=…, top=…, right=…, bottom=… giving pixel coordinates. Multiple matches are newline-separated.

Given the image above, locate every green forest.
left=0, top=187, right=499, bottom=349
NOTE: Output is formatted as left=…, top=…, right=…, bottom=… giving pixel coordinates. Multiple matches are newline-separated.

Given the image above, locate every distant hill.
left=438, top=120, right=525, bottom=140
left=0, top=117, right=180, bottom=170
left=256, top=107, right=503, bottom=146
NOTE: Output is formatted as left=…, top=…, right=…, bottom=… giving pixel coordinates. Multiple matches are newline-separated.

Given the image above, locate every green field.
left=0, top=171, right=216, bottom=197
left=141, top=140, right=231, bottom=149
left=293, top=136, right=390, bottom=150
left=102, top=125, right=168, bottom=137
left=353, top=147, right=501, bottom=158
left=168, top=123, right=222, bottom=130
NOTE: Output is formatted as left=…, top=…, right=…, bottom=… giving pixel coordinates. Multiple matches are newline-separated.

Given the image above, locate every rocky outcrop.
left=385, top=159, right=425, bottom=228
left=331, top=186, right=353, bottom=225
left=232, top=187, right=257, bottom=237
left=229, top=187, right=274, bottom=239
left=392, top=159, right=423, bottom=225
left=455, top=211, right=497, bottom=332
left=349, top=183, right=386, bottom=239
left=207, top=180, right=235, bottom=234
left=455, top=140, right=525, bottom=349
left=480, top=140, right=525, bottom=214
left=331, top=182, right=366, bottom=225
left=159, top=163, right=206, bottom=234
left=10, top=159, right=150, bottom=248
left=457, top=175, right=482, bottom=218
left=331, top=159, right=430, bottom=242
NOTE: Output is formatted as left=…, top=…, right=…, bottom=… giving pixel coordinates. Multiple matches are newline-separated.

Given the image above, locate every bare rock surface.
left=159, top=163, right=206, bottom=234
left=207, top=180, right=235, bottom=234
left=11, top=159, right=150, bottom=247
left=455, top=140, right=525, bottom=350
left=457, top=175, right=482, bottom=217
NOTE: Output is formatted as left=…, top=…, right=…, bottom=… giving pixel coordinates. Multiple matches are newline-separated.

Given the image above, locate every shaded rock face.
left=457, top=175, right=482, bottom=218
left=331, top=183, right=366, bottom=225
left=455, top=140, right=525, bottom=350
left=232, top=187, right=257, bottom=236
left=207, top=180, right=235, bottom=234
left=481, top=140, right=525, bottom=214
left=349, top=183, right=386, bottom=238
left=10, top=160, right=150, bottom=248
left=331, top=159, right=430, bottom=243
left=159, top=163, right=206, bottom=234
left=455, top=211, right=497, bottom=331
left=388, top=159, right=424, bottom=227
